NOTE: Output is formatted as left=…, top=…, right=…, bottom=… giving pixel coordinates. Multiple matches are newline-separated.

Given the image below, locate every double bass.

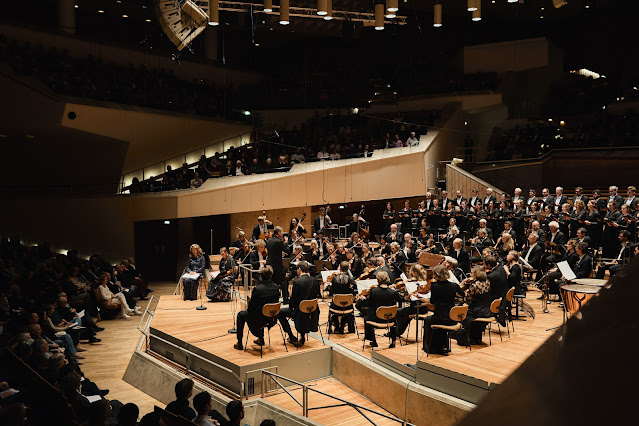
left=357, top=205, right=371, bottom=242
left=258, top=210, right=274, bottom=240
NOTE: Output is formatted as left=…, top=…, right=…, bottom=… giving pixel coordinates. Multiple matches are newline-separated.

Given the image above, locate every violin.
left=360, top=284, right=378, bottom=298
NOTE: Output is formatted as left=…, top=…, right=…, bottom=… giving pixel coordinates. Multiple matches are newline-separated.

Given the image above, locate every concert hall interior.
left=1, top=1, right=638, bottom=425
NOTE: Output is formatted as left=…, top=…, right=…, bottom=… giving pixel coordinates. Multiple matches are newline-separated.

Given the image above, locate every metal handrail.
left=137, top=295, right=160, bottom=347
left=258, top=370, right=413, bottom=425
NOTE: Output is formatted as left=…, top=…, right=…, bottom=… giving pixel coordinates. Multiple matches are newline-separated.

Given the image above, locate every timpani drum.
left=559, top=284, right=601, bottom=315
left=572, top=278, right=608, bottom=287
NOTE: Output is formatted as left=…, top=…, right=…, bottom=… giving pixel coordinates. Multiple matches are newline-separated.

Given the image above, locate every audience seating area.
left=125, top=109, right=440, bottom=194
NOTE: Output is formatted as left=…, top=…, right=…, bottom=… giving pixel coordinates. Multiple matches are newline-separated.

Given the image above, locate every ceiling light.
left=508, top=0, right=517, bottom=3
left=122, top=14, right=128, bottom=18
left=472, top=0, right=481, bottom=21
left=208, top=0, right=219, bottom=25
left=145, top=19, right=151, bottom=22
left=434, top=3, right=442, bottom=27
left=98, top=10, right=104, bottom=13
left=74, top=4, right=78, bottom=8
left=324, top=0, right=333, bottom=20
left=386, top=0, right=399, bottom=13
left=263, top=0, right=272, bottom=12
left=280, top=0, right=290, bottom=24
left=386, top=12, right=396, bottom=18
left=468, top=0, right=477, bottom=12
left=317, top=0, right=327, bottom=16
left=375, top=4, right=384, bottom=30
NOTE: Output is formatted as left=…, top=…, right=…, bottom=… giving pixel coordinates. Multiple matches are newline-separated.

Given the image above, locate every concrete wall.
left=464, top=38, right=551, bottom=74
left=60, top=103, right=251, bottom=175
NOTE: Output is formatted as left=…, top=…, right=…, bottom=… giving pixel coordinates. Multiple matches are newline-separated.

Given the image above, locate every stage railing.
left=147, top=332, right=245, bottom=399
left=256, top=369, right=414, bottom=425
left=137, top=295, right=160, bottom=350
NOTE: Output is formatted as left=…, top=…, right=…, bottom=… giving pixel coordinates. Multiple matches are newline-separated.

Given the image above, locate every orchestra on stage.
left=181, top=185, right=637, bottom=354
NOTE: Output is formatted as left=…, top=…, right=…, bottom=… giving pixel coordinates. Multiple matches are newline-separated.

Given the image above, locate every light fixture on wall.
left=375, top=3, right=384, bottom=30
left=280, top=0, right=290, bottom=25
left=434, top=3, right=442, bottom=27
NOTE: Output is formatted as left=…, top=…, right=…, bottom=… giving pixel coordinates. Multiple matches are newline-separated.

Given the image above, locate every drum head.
left=560, top=284, right=601, bottom=294
left=572, top=278, right=607, bottom=287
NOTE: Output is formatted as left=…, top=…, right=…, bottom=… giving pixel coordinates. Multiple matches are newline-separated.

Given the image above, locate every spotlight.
left=317, top=0, right=327, bottom=16
left=280, top=0, right=290, bottom=25
left=434, top=3, right=442, bottom=27
left=375, top=4, right=384, bottom=30
left=324, top=0, right=333, bottom=20
left=208, top=0, right=219, bottom=26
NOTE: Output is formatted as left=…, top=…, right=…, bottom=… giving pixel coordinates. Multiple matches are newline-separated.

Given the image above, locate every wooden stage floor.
left=152, top=286, right=564, bottom=388
left=150, top=295, right=326, bottom=364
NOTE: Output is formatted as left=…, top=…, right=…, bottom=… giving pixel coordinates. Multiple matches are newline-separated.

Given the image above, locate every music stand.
left=324, top=227, right=340, bottom=241
left=417, top=251, right=445, bottom=268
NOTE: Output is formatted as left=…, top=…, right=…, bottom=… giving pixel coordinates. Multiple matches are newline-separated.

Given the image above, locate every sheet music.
left=76, top=310, right=85, bottom=319
left=400, top=272, right=408, bottom=282
left=86, top=395, right=102, bottom=403
left=410, top=292, right=431, bottom=302
left=209, top=270, right=220, bottom=279
left=557, top=260, right=577, bottom=281
left=181, top=272, right=201, bottom=280
left=321, top=270, right=339, bottom=282
left=404, top=280, right=419, bottom=294
left=356, top=279, right=378, bottom=294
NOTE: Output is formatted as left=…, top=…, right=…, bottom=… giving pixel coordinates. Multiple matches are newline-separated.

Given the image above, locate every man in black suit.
left=454, top=190, right=467, bottom=207
left=511, top=187, right=524, bottom=205
left=248, top=239, right=268, bottom=271
left=234, top=266, right=282, bottom=350
left=401, top=233, right=417, bottom=263
left=485, top=255, right=509, bottom=325
left=572, top=187, right=589, bottom=209
left=522, top=233, right=544, bottom=276
left=576, top=228, right=593, bottom=251
left=371, top=256, right=395, bottom=283
left=286, top=262, right=321, bottom=346
left=596, top=231, right=634, bottom=279
left=541, top=221, right=567, bottom=270
left=252, top=216, right=274, bottom=241
left=313, top=206, right=332, bottom=235
left=388, top=242, right=407, bottom=278
left=526, top=189, right=538, bottom=207
left=540, top=188, right=554, bottom=210
left=347, top=213, right=367, bottom=235
left=608, top=185, right=624, bottom=209
left=440, top=190, right=450, bottom=209
left=449, top=238, right=471, bottom=275
left=625, top=186, right=638, bottom=211
left=468, top=188, right=480, bottom=210
left=386, top=223, right=401, bottom=243
left=483, top=188, right=497, bottom=207
left=553, top=186, right=568, bottom=212
left=266, top=226, right=292, bottom=302
left=363, top=271, right=403, bottom=348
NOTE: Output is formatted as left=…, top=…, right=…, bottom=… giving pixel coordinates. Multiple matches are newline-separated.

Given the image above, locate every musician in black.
left=286, top=262, right=321, bottom=347
left=541, top=221, right=567, bottom=271
left=231, top=231, right=249, bottom=250
left=485, top=255, right=509, bottom=326
left=207, top=247, right=235, bottom=302
left=363, top=271, right=403, bottom=348
left=401, top=233, right=417, bottom=263
left=625, top=186, right=638, bottom=210
left=313, top=207, right=332, bottom=235
left=371, top=256, right=395, bottom=283
left=233, top=266, right=282, bottom=350
left=266, top=226, right=292, bottom=303
left=596, top=231, right=634, bottom=279
left=607, top=185, right=623, bottom=209
left=346, top=232, right=362, bottom=249
left=448, top=238, right=471, bottom=275
left=345, top=248, right=364, bottom=278
left=546, top=239, right=578, bottom=294
left=252, top=216, right=273, bottom=241
left=183, top=244, right=206, bottom=301
left=455, top=266, right=492, bottom=346
left=328, top=261, right=358, bottom=334
left=382, top=202, right=395, bottom=234
left=483, top=188, right=497, bottom=208
left=522, top=233, right=543, bottom=274
left=526, top=189, right=538, bottom=208
left=602, top=201, right=621, bottom=257
left=289, top=217, right=307, bottom=236
left=386, top=224, right=401, bottom=243
left=423, top=265, right=464, bottom=354
left=398, top=200, right=413, bottom=234
left=347, top=213, right=367, bottom=235
left=388, top=242, right=407, bottom=279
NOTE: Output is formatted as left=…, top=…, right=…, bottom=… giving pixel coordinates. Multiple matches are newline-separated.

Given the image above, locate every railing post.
left=261, top=371, right=266, bottom=398
left=302, top=385, right=308, bottom=417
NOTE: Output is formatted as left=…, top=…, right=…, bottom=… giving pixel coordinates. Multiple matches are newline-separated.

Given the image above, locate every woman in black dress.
left=423, top=265, right=464, bottom=354
left=382, top=202, right=395, bottom=234
left=289, top=217, right=307, bottom=236
left=584, top=200, right=602, bottom=249
left=455, top=266, right=492, bottom=346
left=183, top=244, right=205, bottom=301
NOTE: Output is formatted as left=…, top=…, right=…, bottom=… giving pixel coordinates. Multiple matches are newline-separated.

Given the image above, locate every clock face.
left=156, top=0, right=210, bottom=51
